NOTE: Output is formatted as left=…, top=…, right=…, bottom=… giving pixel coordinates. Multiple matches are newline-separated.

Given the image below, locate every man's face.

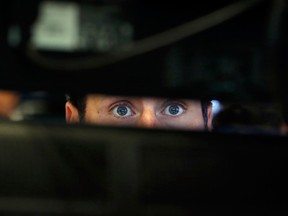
left=66, top=94, right=213, bottom=130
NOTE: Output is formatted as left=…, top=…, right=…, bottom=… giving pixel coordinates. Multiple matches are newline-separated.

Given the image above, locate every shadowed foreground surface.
left=0, top=121, right=287, bottom=216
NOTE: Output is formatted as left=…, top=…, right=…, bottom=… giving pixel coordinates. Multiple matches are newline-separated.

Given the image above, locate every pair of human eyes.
left=110, top=102, right=186, bottom=118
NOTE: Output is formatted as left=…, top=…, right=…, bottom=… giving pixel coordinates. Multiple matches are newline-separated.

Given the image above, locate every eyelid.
left=162, top=100, right=187, bottom=109
left=108, top=100, right=137, bottom=118
left=160, top=100, right=187, bottom=116
left=109, top=100, right=134, bottom=111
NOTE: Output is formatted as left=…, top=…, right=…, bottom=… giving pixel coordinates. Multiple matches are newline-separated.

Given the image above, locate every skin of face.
left=66, top=94, right=213, bottom=130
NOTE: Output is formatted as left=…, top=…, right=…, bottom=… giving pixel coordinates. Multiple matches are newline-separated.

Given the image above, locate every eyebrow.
left=162, top=98, right=190, bottom=104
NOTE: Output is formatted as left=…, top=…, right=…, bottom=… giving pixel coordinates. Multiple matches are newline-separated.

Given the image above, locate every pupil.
left=117, top=106, right=128, bottom=116
left=169, top=105, right=179, bottom=115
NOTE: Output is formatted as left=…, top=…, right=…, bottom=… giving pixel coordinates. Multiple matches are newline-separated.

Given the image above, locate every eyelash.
left=161, top=102, right=187, bottom=117
left=110, top=102, right=135, bottom=119
left=109, top=100, right=187, bottom=119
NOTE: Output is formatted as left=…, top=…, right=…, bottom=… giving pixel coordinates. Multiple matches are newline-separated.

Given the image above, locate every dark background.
left=1, top=0, right=287, bottom=122
left=0, top=0, right=286, bottom=100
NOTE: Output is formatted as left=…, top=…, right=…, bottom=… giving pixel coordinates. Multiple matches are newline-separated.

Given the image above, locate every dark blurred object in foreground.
left=0, top=121, right=287, bottom=215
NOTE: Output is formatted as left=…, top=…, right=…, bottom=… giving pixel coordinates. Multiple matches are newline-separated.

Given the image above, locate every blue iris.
left=117, top=106, right=128, bottom=116
left=169, top=105, right=180, bottom=115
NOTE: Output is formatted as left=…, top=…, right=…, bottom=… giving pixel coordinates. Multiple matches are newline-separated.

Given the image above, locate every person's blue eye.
left=112, top=104, right=133, bottom=118
left=163, top=104, right=185, bottom=116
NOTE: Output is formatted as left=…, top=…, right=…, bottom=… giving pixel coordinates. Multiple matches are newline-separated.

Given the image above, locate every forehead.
left=85, top=94, right=202, bottom=106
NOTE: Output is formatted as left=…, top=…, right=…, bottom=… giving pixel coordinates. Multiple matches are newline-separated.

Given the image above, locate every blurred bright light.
left=211, top=100, right=223, bottom=117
